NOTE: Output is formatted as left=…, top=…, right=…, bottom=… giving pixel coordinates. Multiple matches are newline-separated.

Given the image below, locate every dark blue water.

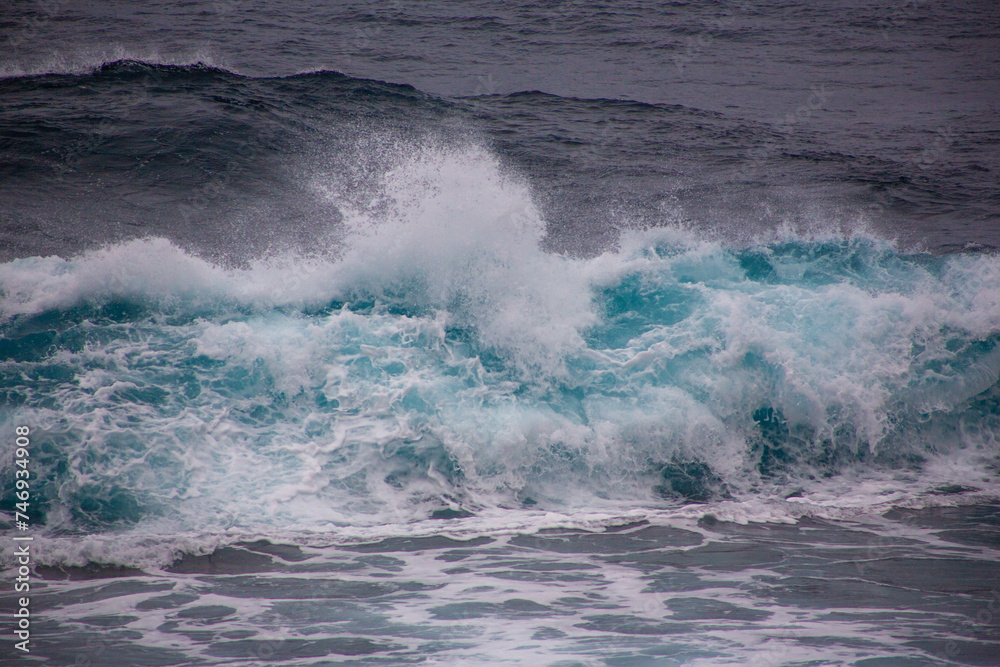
left=2, top=2, right=999, bottom=664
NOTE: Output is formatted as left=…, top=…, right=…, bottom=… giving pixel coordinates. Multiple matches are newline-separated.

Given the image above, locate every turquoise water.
left=3, top=146, right=999, bottom=545
left=2, top=3, right=999, bottom=658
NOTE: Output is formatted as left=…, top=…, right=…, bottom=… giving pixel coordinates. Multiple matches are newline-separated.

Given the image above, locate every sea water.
left=2, top=2, right=999, bottom=664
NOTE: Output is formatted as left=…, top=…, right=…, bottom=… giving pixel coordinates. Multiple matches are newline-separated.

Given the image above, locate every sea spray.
left=2, top=142, right=999, bottom=549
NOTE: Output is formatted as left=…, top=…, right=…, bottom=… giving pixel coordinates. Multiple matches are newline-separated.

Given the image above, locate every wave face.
left=2, top=141, right=999, bottom=537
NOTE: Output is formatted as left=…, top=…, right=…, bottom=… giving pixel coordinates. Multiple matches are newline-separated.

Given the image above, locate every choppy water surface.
left=14, top=506, right=1000, bottom=665
left=2, top=1, right=999, bottom=664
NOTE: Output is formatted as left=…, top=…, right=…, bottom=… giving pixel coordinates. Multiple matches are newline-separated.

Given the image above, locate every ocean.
left=1, top=1, right=999, bottom=664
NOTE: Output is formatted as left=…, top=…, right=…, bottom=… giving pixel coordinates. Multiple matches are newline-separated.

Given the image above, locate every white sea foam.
left=2, top=141, right=999, bottom=561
